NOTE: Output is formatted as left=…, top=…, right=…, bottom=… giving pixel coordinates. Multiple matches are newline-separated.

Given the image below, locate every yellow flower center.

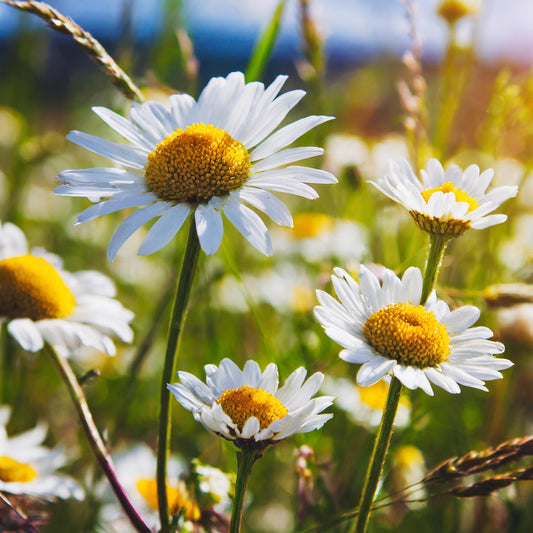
left=394, top=445, right=424, bottom=469
left=216, top=385, right=288, bottom=432
left=145, top=123, right=251, bottom=203
left=136, top=478, right=201, bottom=521
left=0, top=456, right=37, bottom=483
left=292, top=213, right=334, bottom=239
left=358, top=380, right=391, bottom=410
left=363, top=302, right=450, bottom=368
left=421, top=182, right=479, bottom=212
left=437, top=0, right=477, bottom=24
left=0, top=255, right=76, bottom=321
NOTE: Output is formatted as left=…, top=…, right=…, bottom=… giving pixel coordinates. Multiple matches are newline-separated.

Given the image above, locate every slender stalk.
left=2, top=0, right=144, bottom=102
left=157, top=219, right=201, bottom=532
left=44, top=344, right=150, bottom=533
left=351, top=377, right=402, bottom=533
left=229, top=449, right=259, bottom=533
left=420, top=234, right=449, bottom=305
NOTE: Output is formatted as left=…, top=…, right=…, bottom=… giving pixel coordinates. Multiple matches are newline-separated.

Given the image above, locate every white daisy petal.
left=357, top=358, right=396, bottom=387
left=251, top=147, right=324, bottom=173
left=195, top=205, right=224, bottom=255
left=75, top=192, right=157, bottom=224
left=138, top=203, right=191, bottom=255
left=223, top=197, right=272, bottom=255
left=237, top=188, right=293, bottom=227
left=92, top=106, right=154, bottom=149
left=7, top=319, right=44, bottom=352
left=250, top=115, right=334, bottom=161
left=107, top=202, right=170, bottom=261
left=67, top=130, right=149, bottom=169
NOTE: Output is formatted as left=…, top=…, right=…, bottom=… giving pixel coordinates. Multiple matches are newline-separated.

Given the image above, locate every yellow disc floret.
left=136, top=478, right=201, bottom=521
left=145, top=123, right=251, bottom=203
left=363, top=302, right=450, bottom=368
left=0, top=456, right=37, bottom=483
left=292, top=213, right=334, bottom=239
left=0, top=255, right=75, bottom=321
left=421, top=182, right=479, bottom=212
left=216, top=385, right=288, bottom=432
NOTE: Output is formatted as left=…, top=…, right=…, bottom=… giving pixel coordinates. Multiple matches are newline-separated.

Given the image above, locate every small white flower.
left=372, top=158, right=517, bottom=237
left=56, top=72, right=337, bottom=260
left=168, top=359, right=333, bottom=447
left=0, top=405, right=83, bottom=500
left=314, top=265, right=513, bottom=395
left=0, top=221, right=133, bottom=357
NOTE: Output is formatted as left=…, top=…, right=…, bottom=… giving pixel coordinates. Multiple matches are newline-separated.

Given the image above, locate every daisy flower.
left=99, top=444, right=201, bottom=532
left=372, top=158, right=517, bottom=238
left=0, top=405, right=83, bottom=500
left=56, top=72, right=337, bottom=260
left=314, top=265, right=513, bottom=395
left=0, top=221, right=133, bottom=357
left=168, top=358, right=333, bottom=449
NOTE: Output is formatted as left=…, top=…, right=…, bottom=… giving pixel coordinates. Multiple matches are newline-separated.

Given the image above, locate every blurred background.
left=2, top=0, right=533, bottom=532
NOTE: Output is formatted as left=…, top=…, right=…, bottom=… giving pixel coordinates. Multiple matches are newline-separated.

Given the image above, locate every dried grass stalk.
left=425, top=435, right=533, bottom=484
left=2, top=0, right=144, bottom=102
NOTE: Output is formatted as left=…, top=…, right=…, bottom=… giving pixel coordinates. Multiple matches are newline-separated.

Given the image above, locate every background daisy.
left=56, top=72, right=337, bottom=260
left=372, top=158, right=518, bottom=237
left=0, top=220, right=133, bottom=357
left=0, top=405, right=83, bottom=500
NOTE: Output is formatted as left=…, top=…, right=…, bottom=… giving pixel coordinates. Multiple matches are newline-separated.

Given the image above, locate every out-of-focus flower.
left=272, top=213, right=368, bottom=263
left=390, top=445, right=427, bottom=511
left=0, top=221, right=133, bottom=357
left=187, top=459, right=233, bottom=512
left=0, top=406, right=83, bottom=500
left=214, top=264, right=316, bottom=314
left=56, top=72, right=336, bottom=260
left=321, top=376, right=411, bottom=429
left=372, top=158, right=517, bottom=238
left=168, top=359, right=333, bottom=450
left=437, top=0, right=480, bottom=25
left=99, top=444, right=200, bottom=533
left=314, top=265, right=512, bottom=395
left=323, top=134, right=369, bottom=176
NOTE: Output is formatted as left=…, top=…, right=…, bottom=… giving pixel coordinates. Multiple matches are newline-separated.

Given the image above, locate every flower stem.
left=157, top=219, right=201, bottom=532
left=44, top=344, right=150, bottom=533
left=351, top=376, right=403, bottom=533
left=230, top=449, right=259, bottom=533
left=420, top=233, right=449, bottom=305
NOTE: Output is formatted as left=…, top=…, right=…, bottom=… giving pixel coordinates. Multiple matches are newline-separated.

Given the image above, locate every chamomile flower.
left=0, top=406, right=83, bottom=500
left=372, top=158, right=517, bottom=238
left=314, top=265, right=512, bottom=395
left=0, top=221, right=133, bottom=357
left=99, top=444, right=204, bottom=532
left=56, top=72, right=336, bottom=260
left=168, top=359, right=333, bottom=449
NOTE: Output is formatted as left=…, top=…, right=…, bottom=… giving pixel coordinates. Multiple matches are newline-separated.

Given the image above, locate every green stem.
left=157, top=219, right=201, bottom=532
left=351, top=377, right=403, bottom=533
left=420, top=234, right=449, bottom=305
left=44, top=344, right=150, bottom=533
left=229, top=449, right=259, bottom=533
